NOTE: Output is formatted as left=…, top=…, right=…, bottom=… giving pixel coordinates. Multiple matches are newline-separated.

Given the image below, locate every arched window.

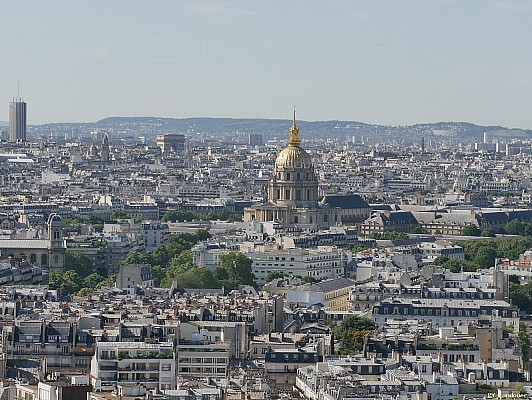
left=30, top=254, right=37, bottom=264
left=41, top=254, right=48, bottom=266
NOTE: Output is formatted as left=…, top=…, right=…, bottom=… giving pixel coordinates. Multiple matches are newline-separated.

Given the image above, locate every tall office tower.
left=9, top=99, right=27, bottom=142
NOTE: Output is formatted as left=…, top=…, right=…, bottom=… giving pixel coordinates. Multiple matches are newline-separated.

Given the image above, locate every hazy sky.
left=2, top=0, right=531, bottom=127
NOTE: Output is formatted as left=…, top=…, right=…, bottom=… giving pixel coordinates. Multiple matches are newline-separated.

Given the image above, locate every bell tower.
left=48, top=214, right=65, bottom=271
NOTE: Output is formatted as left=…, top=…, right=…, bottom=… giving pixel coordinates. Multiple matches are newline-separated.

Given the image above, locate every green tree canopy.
left=266, top=271, right=287, bottom=282
left=216, top=252, right=255, bottom=290
left=473, top=246, right=497, bottom=268
left=462, top=224, right=481, bottom=236
left=336, top=316, right=377, bottom=354
left=368, top=232, right=409, bottom=240
left=163, top=268, right=219, bottom=289
left=110, top=210, right=129, bottom=221
left=481, top=228, right=495, bottom=237
left=65, top=251, right=93, bottom=279
left=49, top=270, right=82, bottom=296
left=505, top=220, right=525, bottom=236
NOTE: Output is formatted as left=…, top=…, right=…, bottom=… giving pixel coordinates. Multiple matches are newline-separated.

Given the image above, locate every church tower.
left=48, top=214, right=65, bottom=270
left=101, top=133, right=110, bottom=162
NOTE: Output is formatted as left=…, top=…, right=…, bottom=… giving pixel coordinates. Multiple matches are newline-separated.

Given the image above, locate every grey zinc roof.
left=0, top=240, right=50, bottom=249
left=305, top=277, right=356, bottom=293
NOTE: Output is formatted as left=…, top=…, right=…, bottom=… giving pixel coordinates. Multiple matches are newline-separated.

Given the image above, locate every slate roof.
left=320, top=194, right=370, bottom=209
left=46, top=322, right=72, bottom=339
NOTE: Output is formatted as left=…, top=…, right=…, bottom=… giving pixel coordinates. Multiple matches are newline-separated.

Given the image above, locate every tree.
left=83, top=273, right=105, bottom=288
left=412, top=226, right=427, bottom=234
left=163, top=268, right=219, bottom=289
left=347, top=243, right=365, bottom=253
left=162, top=210, right=196, bottom=222
left=266, top=271, right=286, bottom=282
left=302, top=276, right=318, bottom=283
left=505, top=220, right=525, bottom=236
left=510, top=282, right=532, bottom=313
left=473, top=246, right=497, bottom=268
left=481, top=228, right=495, bottom=237
left=121, top=251, right=152, bottom=266
left=369, top=232, right=408, bottom=240
left=336, top=316, right=376, bottom=354
left=519, top=321, right=530, bottom=363
left=170, top=250, right=194, bottom=272
left=151, top=265, right=165, bottom=287
left=110, top=210, right=129, bottom=221
left=217, top=252, right=255, bottom=289
left=433, top=256, right=450, bottom=265
left=49, top=270, right=82, bottom=296
left=462, top=224, right=480, bottom=236
left=65, top=251, right=93, bottom=279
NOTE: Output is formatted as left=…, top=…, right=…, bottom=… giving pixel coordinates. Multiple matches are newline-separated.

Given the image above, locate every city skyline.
left=2, top=0, right=532, bottom=128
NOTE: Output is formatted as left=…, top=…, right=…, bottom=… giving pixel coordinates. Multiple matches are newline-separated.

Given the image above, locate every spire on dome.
left=288, top=108, right=300, bottom=146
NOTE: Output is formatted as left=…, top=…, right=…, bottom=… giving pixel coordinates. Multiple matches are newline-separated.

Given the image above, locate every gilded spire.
left=288, top=109, right=300, bottom=146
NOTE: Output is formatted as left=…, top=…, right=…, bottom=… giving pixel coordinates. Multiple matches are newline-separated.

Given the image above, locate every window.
left=296, top=190, right=301, bottom=201
left=285, top=190, right=291, bottom=200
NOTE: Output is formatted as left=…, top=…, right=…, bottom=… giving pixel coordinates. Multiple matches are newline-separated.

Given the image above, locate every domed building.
left=244, top=112, right=371, bottom=229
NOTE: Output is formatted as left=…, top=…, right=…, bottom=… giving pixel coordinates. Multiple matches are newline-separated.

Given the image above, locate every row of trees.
left=462, top=220, right=532, bottom=237
left=433, top=236, right=532, bottom=272
left=161, top=209, right=243, bottom=223
left=264, top=271, right=318, bottom=284
left=368, top=232, right=408, bottom=240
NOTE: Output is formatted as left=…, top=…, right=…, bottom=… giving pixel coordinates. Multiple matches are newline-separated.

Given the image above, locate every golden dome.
left=275, top=145, right=313, bottom=169
left=274, top=111, right=313, bottom=170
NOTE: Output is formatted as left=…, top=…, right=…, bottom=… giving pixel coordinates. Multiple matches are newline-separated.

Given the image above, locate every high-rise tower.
left=9, top=98, right=27, bottom=142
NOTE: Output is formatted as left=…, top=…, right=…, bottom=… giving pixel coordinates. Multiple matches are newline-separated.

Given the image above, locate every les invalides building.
left=244, top=112, right=371, bottom=230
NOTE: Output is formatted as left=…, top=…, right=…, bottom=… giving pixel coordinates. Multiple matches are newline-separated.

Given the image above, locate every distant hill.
left=93, top=116, right=532, bottom=139
left=31, top=117, right=532, bottom=140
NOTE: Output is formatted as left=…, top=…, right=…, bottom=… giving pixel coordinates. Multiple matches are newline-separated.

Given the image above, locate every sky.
left=1, top=0, right=532, bottom=128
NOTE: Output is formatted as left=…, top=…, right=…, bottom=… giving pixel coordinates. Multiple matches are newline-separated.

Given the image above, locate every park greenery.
left=51, top=230, right=256, bottom=295
left=161, top=209, right=243, bottom=223
left=121, top=230, right=255, bottom=291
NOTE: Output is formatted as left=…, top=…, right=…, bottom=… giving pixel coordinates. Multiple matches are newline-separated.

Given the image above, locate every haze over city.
left=2, top=0, right=532, bottom=128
